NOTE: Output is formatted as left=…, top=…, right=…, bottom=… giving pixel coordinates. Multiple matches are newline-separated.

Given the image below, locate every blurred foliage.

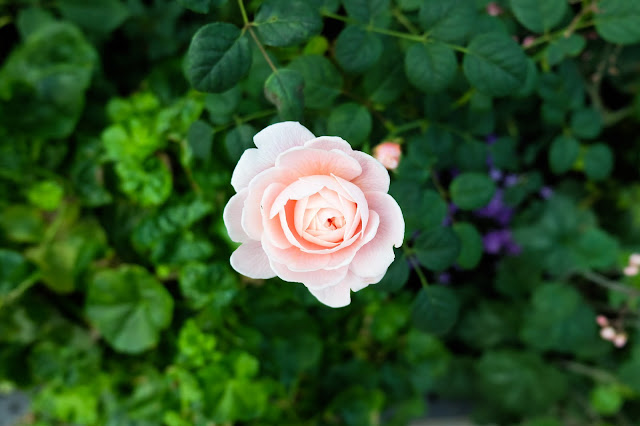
left=1, top=0, right=640, bottom=425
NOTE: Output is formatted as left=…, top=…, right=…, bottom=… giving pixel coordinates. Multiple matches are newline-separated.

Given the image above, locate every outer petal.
left=223, top=189, right=250, bottom=243
left=307, top=278, right=352, bottom=308
left=304, top=136, right=353, bottom=153
left=276, top=147, right=362, bottom=182
left=230, top=241, right=276, bottom=279
left=270, top=260, right=349, bottom=289
left=349, top=192, right=404, bottom=279
left=350, top=151, right=390, bottom=193
left=231, top=148, right=273, bottom=192
left=254, top=121, right=316, bottom=162
left=350, top=272, right=386, bottom=292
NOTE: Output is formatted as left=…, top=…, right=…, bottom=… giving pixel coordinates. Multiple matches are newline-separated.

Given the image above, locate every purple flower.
left=540, top=186, right=553, bottom=199
left=504, top=174, right=519, bottom=187
left=475, top=189, right=514, bottom=226
left=483, top=229, right=520, bottom=255
left=486, top=134, right=498, bottom=145
left=438, top=272, right=452, bottom=284
left=489, top=167, right=503, bottom=182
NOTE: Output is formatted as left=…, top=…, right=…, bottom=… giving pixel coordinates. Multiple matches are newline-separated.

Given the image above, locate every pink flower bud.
left=522, top=36, right=536, bottom=48
left=624, top=265, right=639, bottom=276
left=629, top=253, right=640, bottom=266
left=613, top=333, right=628, bottom=348
left=486, top=2, right=503, bottom=16
left=600, top=326, right=616, bottom=341
left=596, top=315, right=609, bottom=327
left=373, top=142, right=402, bottom=170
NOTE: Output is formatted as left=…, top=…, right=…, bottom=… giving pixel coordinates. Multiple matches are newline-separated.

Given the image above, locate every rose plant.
left=224, top=122, right=404, bottom=307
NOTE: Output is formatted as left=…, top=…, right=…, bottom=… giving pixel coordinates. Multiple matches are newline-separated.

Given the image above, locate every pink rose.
left=223, top=122, right=404, bottom=307
left=373, top=141, right=402, bottom=170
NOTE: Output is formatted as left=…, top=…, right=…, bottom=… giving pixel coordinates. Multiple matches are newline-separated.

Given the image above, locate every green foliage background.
left=1, top=0, right=640, bottom=424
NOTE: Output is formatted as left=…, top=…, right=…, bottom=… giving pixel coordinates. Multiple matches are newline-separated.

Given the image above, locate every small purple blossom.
left=540, top=186, right=553, bottom=199
left=489, top=167, right=503, bottom=182
left=475, top=189, right=514, bottom=226
left=486, top=134, right=498, bottom=145
left=438, top=272, right=452, bottom=284
left=483, top=229, right=520, bottom=255
left=504, top=174, right=519, bottom=187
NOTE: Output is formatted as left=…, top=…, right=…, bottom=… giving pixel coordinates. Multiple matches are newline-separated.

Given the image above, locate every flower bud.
left=613, top=333, right=628, bottom=348
left=486, top=2, right=503, bottom=16
left=596, top=315, right=609, bottom=327
left=629, top=253, right=640, bottom=266
left=600, top=326, right=616, bottom=341
left=624, top=265, right=639, bottom=276
left=522, top=36, right=536, bottom=48
left=373, top=142, right=402, bottom=170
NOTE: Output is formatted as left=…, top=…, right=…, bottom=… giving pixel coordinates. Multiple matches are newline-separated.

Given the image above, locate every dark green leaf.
left=450, top=172, right=496, bottom=210
left=264, top=69, right=305, bottom=121
left=0, top=205, right=45, bottom=243
left=57, top=0, right=130, bottom=34
left=595, top=0, right=640, bottom=45
left=327, top=102, right=372, bottom=147
left=179, top=262, right=238, bottom=310
left=549, top=135, right=579, bottom=174
left=287, top=55, right=342, bottom=109
left=415, top=226, right=461, bottom=271
left=509, top=0, right=568, bottom=33
left=86, top=265, right=173, bottom=354
left=463, top=33, right=528, bottom=97
left=419, top=0, right=475, bottom=43
left=0, top=250, right=34, bottom=299
left=225, top=124, right=258, bottom=162
left=185, top=23, right=251, bottom=93
left=452, top=222, right=483, bottom=269
left=342, top=0, right=390, bottom=25
left=405, top=43, right=457, bottom=93
left=177, top=0, right=217, bottom=13
left=411, top=286, right=460, bottom=335
left=391, top=184, right=447, bottom=234
left=570, top=108, right=602, bottom=139
left=584, top=143, right=613, bottom=181
left=377, top=251, right=410, bottom=293
left=254, top=0, right=322, bottom=47
left=335, top=26, right=383, bottom=73
left=187, top=120, right=214, bottom=161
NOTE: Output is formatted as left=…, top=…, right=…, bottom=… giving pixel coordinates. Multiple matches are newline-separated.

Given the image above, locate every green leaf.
left=362, top=46, right=407, bottom=105
left=254, top=0, right=322, bottom=47
left=549, top=135, right=579, bottom=174
left=411, top=286, right=460, bottom=335
left=570, top=108, right=602, bottom=139
left=590, top=384, right=623, bottom=415
left=184, top=23, right=251, bottom=93
left=335, top=26, right=383, bottom=74
left=405, top=43, right=457, bottom=93
left=205, top=86, right=241, bottom=124
left=26, top=180, right=64, bottom=211
left=264, top=69, right=305, bottom=121
left=415, top=226, right=461, bottom=271
left=187, top=120, right=214, bottom=161
left=377, top=251, right=410, bottom=293
left=0, top=249, right=34, bottom=299
left=595, top=0, right=640, bottom=45
left=327, top=102, right=372, bottom=147
left=458, top=302, right=519, bottom=349
left=574, top=228, right=618, bottom=269
left=584, top=143, right=613, bottom=181
left=115, top=157, right=172, bottom=207
left=544, top=34, right=586, bottom=66
left=56, top=0, right=130, bottom=34
left=418, top=0, right=475, bottom=43
left=179, top=262, right=238, bottom=310
left=452, top=222, right=483, bottom=269
left=508, top=0, right=568, bottom=33
left=287, top=55, right=342, bottom=109
left=0, top=205, right=45, bottom=243
left=16, top=7, right=56, bottom=39
left=450, top=172, right=496, bottom=210
left=225, top=124, right=258, bottom=162
left=86, top=265, right=173, bottom=354
left=342, top=0, right=390, bottom=25
left=463, top=33, right=528, bottom=97
left=177, top=0, right=218, bottom=13
left=391, top=184, right=447, bottom=233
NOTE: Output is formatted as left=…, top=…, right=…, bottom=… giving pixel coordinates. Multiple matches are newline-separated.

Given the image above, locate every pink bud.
left=629, top=253, right=640, bottom=266
left=373, top=142, right=402, bottom=171
left=486, top=2, right=503, bottom=16
left=613, top=333, right=628, bottom=348
left=596, top=315, right=609, bottom=327
left=624, top=265, right=639, bottom=276
left=600, top=326, right=616, bottom=341
left=522, top=36, right=536, bottom=48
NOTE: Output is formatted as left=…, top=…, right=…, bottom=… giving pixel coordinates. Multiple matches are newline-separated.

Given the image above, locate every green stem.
left=389, top=119, right=428, bottom=137
left=322, top=11, right=427, bottom=43
left=414, top=265, right=429, bottom=288
left=237, top=0, right=249, bottom=25
left=579, top=270, right=640, bottom=297
left=247, top=26, right=278, bottom=74
left=563, top=361, right=619, bottom=384
left=392, top=8, right=419, bottom=35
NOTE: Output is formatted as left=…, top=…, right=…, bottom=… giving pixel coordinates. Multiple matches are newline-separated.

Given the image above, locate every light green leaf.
left=327, top=102, right=372, bottom=147
left=411, top=286, right=460, bottom=335
left=254, top=0, right=322, bottom=47
left=287, top=55, right=342, bottom=109
left=549, top=135, right=579, bottom=174
left=595, top=0, right=640, bottom=45
left=0, top=205, right=45, bottom=243
left=463, top=33, right=528, bottom=97
left=115, top=157, right=172, bottom=207
left=86, top=265, right=173, bottom=354
left=452, top=222, right=483, bottom=269
left=264, top=69, right=305, bottom=121
left=450, top=172, right=496, bottom=210
left=415, top=226, right=461, bottom=271
left=185, top=23, right=251, bottom=93
left=418, top=0, right=475, bottom=43
left=584, top=143, right=613, bottom=181
left=509, top=0, right=568, bottom=33
left=590, top=384, right=624, bottom=415
left=335, top=26, right=383, bottom=73
left=26, top=180, right=64, bottom=211
left=405, top=43, right=457, bottom=93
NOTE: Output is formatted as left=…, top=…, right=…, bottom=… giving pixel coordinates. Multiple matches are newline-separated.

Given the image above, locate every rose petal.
left=304, top=136, right=353, bottom=153
left=349, top=192, right=404, bottom=279
left=276, top=147, right=362, bottom=181
left=307, top=274, right=355, bottom=308
left=230, top=241, right=276, bottom=279
left=269, top=260, right=349, bottom=289
left=223, top=189, right=250, bottom=243
left=350, top=272, right=386, bottom=292
left=254, top=121, right=316, bottom=162
left=231, top=148, right=273, bottom=192
left=261, top=183, right=291, bottom=249
left=350, top=151, right=391, bottom=193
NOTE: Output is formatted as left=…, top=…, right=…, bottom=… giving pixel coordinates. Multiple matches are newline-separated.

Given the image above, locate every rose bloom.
left=223, top=122, right=404, bottom=307
left=373, top=142, right=402, bottom=170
